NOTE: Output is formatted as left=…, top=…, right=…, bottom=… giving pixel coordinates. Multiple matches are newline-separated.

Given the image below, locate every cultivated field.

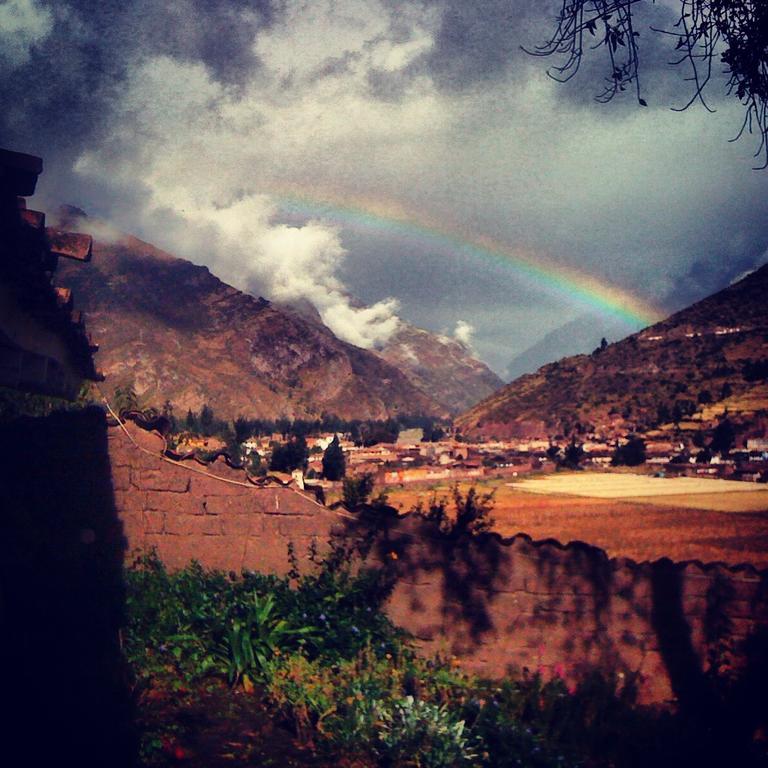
left=511, top=472, right=768, bottom=505
left=382, top=472, right=768, bottom=568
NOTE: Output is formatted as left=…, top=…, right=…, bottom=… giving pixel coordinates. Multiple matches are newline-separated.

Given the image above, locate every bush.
left=342, top=472, right=375, bottom=508
left=611, top=436, right=646, bottom=467
left=124, top=544, right=402, bottom=688
left=126, top=548, right=753, bottom=768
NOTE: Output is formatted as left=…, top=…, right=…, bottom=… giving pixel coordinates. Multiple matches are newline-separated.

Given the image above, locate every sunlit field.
left=383, top=473, right=768, bottom=568
left=511, top=472, right=768, bottom=502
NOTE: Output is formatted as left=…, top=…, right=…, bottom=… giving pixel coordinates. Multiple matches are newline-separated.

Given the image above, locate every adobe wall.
left=364, top=515, right=768, bottom=706
left=108, top=420, right=768, bottom=707
left=109, top=421, right=342, bottom=574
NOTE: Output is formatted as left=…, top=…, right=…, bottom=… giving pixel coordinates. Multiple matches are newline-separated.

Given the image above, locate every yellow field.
left=510, top=472, right=768, bottom=505
left=382, top=473, right=768, bottom=568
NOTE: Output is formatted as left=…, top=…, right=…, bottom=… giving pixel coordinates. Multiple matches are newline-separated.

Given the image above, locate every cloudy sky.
left=3, top=0, right=768, bottom=377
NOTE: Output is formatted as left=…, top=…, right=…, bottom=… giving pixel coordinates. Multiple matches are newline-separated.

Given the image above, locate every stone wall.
left=108, top=420, right=768, bottom=707
left=110, top=421, right=342, bottom=574
left=362, top=515, right=768, bottom=706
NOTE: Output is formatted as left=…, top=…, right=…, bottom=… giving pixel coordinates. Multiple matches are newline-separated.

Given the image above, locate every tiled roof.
left=0, top=147, right=101, bottom=399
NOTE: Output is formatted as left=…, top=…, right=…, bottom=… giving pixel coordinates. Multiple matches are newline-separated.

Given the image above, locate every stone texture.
left=106, top=424, right=768, bottom=706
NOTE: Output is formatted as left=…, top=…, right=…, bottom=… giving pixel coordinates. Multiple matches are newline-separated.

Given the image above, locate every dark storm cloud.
left=0, top=0, right=280, bottom=163
left=419, top=0, right=547, bottom=90
left=415, top=0, right=727, bottom=111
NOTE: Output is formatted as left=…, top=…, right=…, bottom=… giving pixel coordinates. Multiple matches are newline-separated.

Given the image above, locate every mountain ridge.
left=456, top=264, right=768, bottom=440
left=57, top=226, right=447, bottom=421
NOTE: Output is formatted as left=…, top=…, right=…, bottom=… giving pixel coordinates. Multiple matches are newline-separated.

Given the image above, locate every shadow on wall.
left=339, top=505, right=768, bottom=767
left=0, top=407, right=135, bottom=768
left=650, top=559, right=768, bottom=767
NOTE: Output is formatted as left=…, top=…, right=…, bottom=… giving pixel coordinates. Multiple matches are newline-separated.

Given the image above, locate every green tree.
left=322, top=435, right=346, bottom=481
left=185, top=408, right=198, bottom=433
left=248, top=450, right=262, bottom=474
left=710, top=417, right=736, bottom=455
left=269, top=436, right=309, bottom=473
left=611, top=435, right=647, bottom=466
left=199, top=404, right=216, bottom=436
left=342, top=472, right=375, bottom=509
left=546, top=443, right=562, bottom=462
left=419, top=485, right=495, bottom=536
left=452, top=485, right=495, bottom=536
left=234, top=416, right=253, bottom=444
left=562, top=437, right=585, bottom=469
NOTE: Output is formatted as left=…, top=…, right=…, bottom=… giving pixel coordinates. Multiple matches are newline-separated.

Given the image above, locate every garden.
left=123, top=536, right=766, bottom=768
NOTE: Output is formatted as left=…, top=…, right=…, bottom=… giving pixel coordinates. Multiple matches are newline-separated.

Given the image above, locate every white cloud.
left=0, top=0, right=52, bottom=68
left=189, top=197, right=403, bottom=348
left=69, top=9, right=444, bottom=351
left=453, top=319, right=475, bottom=348
left=65, top=0, right=768, bottom=373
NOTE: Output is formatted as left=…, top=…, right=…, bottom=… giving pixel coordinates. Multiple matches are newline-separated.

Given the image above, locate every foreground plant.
left=124, top=547, right=763, bottom=768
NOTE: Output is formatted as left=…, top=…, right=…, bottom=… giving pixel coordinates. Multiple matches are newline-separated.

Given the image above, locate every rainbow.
left=267, top=185, right=663, bottom=327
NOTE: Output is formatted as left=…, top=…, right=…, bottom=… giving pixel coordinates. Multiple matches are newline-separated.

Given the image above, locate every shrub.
left=124, top=544, right=403, bottom=688
left=342, top=472, right=375, bottom=508
left=611, top=436, right=646, bottom=467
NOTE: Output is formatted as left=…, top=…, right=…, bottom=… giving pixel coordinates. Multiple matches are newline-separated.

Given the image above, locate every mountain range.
left=457, top=264, right=768, bottom=440
left=56, top=213, right=501, bottom=420
left=505, top=313, right=641, bottom=382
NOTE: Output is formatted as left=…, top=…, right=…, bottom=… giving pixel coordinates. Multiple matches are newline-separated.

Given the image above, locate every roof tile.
left=46, top=228, right=93, bottom=262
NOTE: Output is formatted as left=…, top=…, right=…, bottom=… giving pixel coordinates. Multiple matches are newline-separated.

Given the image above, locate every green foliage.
left=113, top=383, right=138, bottom=414
left=233, top=415, right=252, bottom=444
left=710, top=417, right=736, bottom=456
left=743, top=359, right=768, bottom=382
left=322, top=434, right=346, bottom=480
left=342, top=472, right=375, bottom=508
left=199, top=403, right=214, bottom=433
left=0, top=383, right=94, bottom=421
left=216, top=592, right=312, bottom=686
left=561, top=438, right=584, bottom=470
left=125, top=546, right=749, bottom=768
left=452, top=485, right=495, bottom=535
left=265, top=649, right=478, bottom=765
left=178, top=403, right=230, bottom=439
left=611, top=436, right=646, bottom=467
left=248, top=450, right=262, bottom=473
left=546, top=444, right=561, bottom=462
left=270, top=435, right=309, bottom=472
left=376, top=695, right=476, bottom=767
left=124, top=544, right=401, bottom=688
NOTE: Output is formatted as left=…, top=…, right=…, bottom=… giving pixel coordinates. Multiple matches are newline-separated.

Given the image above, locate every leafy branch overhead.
left=527, top=1, right=768, bottom=166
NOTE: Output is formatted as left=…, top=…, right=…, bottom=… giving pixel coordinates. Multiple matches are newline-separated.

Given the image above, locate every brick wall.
left=110, top=421, right=342, bottom=574
left=109, top=420, right=768, bottom=707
